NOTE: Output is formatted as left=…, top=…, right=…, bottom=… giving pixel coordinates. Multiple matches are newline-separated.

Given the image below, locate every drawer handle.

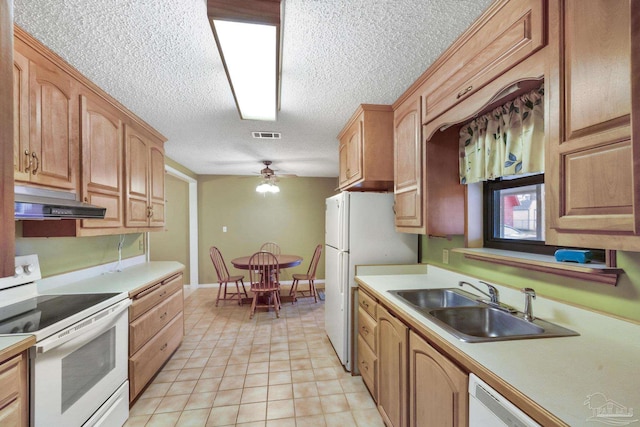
left=361, top=326, right=370, bottom=335
left=31, top=152, right=39, bottom=174
left=134, top=283, right=161, bottom=299
left=159, top=291, right=167, bottom=298
left=457, top=85, right=473, bottom=99
left=160, top=311, right=167, bottom=320
left=360, top=360, right=369, bottom=372
left=362, top=301, right=369, bottom=309
left=160, top=343, right=168, bottom=351
left=24, top=150, right=31, bottom=172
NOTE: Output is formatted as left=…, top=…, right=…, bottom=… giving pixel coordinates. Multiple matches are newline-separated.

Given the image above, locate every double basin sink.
left=389, top=288, right=578, bottom=342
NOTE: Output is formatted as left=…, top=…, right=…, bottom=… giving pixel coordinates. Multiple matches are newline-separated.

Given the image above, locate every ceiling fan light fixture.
left=256, top=180, right=280, bottom=193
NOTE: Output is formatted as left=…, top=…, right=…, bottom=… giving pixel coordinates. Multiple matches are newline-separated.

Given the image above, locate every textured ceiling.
left=13, top=0, right=493, bottom=178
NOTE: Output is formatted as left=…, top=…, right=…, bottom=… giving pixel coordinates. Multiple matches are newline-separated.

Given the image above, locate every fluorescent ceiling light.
left=213, top=20, right=277, bottom=121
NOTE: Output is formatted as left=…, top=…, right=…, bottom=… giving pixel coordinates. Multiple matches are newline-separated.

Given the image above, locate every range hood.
left=14, top=186, right=107, bottom=220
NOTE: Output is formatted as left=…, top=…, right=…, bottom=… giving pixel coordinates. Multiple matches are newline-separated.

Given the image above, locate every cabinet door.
left=338, top=142, right=348, bottom=187
left=80, top=94, right=123, bottom=229
left=149, top=142, right=165, bottom=227
left=409, top=331, right=467, bottom=427
left=546, top=0, right=639, bottom=250
left=394, top=95, right=423, bottom=230
left=377, top=305, right=407, bottom=427
left=125, top=124, right=151, bottom=227
left=28, top=49, right=77, bottom=190
left=346, top=119, right=362, bottom=184
left=1, top=0, right=14, bottom=278
left=13, top=49, right=30, bottom=181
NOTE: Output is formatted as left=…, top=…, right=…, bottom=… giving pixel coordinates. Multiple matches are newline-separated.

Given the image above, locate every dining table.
left=231, top=254, right=303, bottom=305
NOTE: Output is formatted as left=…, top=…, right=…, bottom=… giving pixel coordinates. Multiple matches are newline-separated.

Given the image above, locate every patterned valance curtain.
left=459, top=85, right=544, bottom=184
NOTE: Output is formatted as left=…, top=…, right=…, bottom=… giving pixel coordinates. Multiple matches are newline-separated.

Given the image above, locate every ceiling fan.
left=258, top=160, right=296, bottom=181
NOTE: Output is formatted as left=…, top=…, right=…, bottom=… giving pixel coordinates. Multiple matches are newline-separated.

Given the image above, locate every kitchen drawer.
left=420, top=0, right=545, bottom=124
left=129, top=289, right=184, bottom=354
left=358, top=306, right=376, bottom=352
left=357, top=334, right=377, bottom=399
left=358, top=289, right=377, bottom=319
left=129, top=273, right=182, bottom=321
left=0, top=352, right=27, bottom=426
left=129, top=312, right=184, bottom=401
left=0, top=355, right=21, bottom=404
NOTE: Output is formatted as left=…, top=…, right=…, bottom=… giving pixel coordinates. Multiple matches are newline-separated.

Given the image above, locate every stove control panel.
left=0, top=254, right=41, bottom=291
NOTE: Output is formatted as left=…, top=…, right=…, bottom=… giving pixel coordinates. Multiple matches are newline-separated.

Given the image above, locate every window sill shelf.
left=451, top=248, right=622, bottom=286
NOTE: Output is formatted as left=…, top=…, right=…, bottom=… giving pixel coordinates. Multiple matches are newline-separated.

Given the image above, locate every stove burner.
left=0, top=293, right=120, bottom=335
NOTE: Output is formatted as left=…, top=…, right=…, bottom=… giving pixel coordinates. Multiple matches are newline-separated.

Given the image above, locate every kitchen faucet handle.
left=479, top=281, right=499, bottom=303
left=521, top=288, right=536, bottom=321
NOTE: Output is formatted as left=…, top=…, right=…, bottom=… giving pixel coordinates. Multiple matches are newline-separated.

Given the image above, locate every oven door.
left=31, top=298, right=130, bottom=427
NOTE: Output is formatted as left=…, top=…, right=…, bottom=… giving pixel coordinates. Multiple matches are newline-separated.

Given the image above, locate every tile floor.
left=125, top=287, right=385, bottom=427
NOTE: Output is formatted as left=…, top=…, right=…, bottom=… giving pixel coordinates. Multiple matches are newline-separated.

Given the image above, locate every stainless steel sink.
left=388, top=288, right=579, bottom=342
left=389, top=288, right=482, bottom=310
left=428, top=306, right=579, bottom=342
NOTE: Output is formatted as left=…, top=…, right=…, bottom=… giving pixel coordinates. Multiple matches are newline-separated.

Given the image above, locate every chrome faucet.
left=522, top=288, right=536, bottom=321
left=459, top=280, right=499, bottom=304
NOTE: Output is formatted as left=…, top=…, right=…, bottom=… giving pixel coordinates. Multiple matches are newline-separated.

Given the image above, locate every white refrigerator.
left=324, top=192, right=418, bottom=371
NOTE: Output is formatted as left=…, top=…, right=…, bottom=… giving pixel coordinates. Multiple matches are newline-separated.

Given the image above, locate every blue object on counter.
left=554, top=249, right=593, bottom=263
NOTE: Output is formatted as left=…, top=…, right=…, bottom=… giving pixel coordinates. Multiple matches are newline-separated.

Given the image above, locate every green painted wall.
left=421, top=235, right=640, bottom=322
left=150, top=174, right=190, bottom=283
left=198, top=175, right=337, bottom=284
left=15, top=222, right=144, bottom=277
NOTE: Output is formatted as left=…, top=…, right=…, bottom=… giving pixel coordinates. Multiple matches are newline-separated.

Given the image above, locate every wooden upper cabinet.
left=125, top=123, right=165, bottom=228
left=546, top=0, right=639, bottom=250
left=420, top=0, right=546, bottom=125
left=13, top=49, right=29, bottom=183
left=338, top=104, right=394, bottom=191
left=394, top=95, right=423, bottom=230
left=80, top=93, right=123, bottom=230
left=409, top=331, right=467, bottom=427
left=1, top=0, right=15, bottom=278
left=13, top=36, right=78, bottom=191
left=393, top=94, right=465, bottom=236
left=149, top=143, right=165, bottom=227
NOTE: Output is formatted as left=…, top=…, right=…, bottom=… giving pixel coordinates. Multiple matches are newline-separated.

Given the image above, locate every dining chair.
left=209, top=246, right=248, bottom=306
left=290, top=244, right=322, bottom=303
left=259, top=242, right=281, bottom=256
left=248, top=251, right=281, bottom=318
left=260, top=241, right=282, bottom=277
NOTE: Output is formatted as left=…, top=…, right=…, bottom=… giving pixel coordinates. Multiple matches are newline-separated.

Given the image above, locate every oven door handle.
left=35, top=298, right=131, bottom=354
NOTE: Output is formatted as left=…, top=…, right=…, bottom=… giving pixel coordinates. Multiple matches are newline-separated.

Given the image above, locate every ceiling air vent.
left=252, top=131, right=281, bottom=140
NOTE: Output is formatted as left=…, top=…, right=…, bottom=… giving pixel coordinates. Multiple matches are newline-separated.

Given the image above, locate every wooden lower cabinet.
left=377, top=305, right=408, bottom=427
left=356, top=289, right=378, bottom=400
left=0, top=351, right=29, bottom=427
left=129, top=272, right=184, bottom=402
left=409, top=331, right=468, bottom=427
left=367, top=293, right=468, bottom=427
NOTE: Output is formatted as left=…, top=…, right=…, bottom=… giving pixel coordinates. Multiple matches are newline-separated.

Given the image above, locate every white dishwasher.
left=469, top=374, right=540, bottom=427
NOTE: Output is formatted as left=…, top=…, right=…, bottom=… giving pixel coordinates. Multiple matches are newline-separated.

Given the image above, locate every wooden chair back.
left=306, top=244, right=323, bottom=278
left=259, top=242, right=281, bottom=256
left=249, top=251, right=280, bottom=291
left=209, top=246, right=231, bottom=282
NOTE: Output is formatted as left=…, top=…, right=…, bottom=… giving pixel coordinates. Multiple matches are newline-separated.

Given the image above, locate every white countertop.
left=42, top=261, right=184, bottom=295
left=356, top=266, right=640, bottom=427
